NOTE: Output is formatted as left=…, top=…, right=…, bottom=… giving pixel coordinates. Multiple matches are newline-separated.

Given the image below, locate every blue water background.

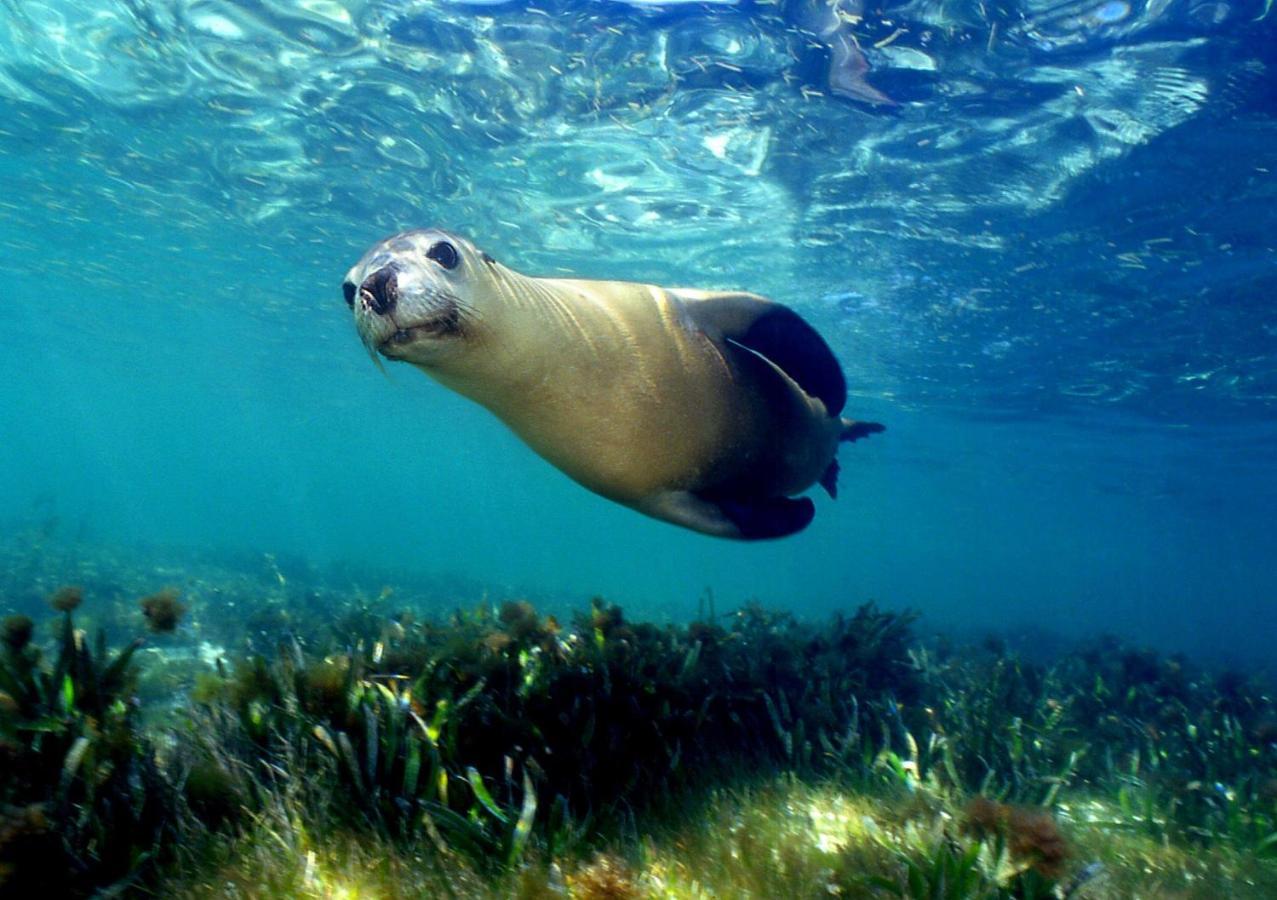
left=1, top=0, right=1274, bottom=662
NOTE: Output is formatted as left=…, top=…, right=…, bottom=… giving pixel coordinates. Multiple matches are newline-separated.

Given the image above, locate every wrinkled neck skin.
left=404, top=261, right=573, bottom=422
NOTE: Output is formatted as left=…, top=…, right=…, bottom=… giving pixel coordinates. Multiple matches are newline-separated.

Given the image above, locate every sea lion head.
left=342, top=228, right=493, bottom=365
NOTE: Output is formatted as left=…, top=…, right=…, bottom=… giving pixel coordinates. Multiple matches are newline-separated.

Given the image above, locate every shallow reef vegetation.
left=2, top=563, right=1276, bottom=897
left=910, top=635, right=1277, bottom=854
left=181, top=597, right=921, bottom=873
left=0, top=587, right=171, bottom=894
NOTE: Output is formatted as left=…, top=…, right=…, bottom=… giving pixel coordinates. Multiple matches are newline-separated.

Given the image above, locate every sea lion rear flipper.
left=841, top=418, right=885, bottom=442
left=648, top=490, right=816, bottom=540
left=671, top=290, right=847, bottom=416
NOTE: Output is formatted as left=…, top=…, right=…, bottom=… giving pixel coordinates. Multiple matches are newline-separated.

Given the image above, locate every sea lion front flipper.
left=826, top=32, right=896, bottom=107
left=648, top=490, right=816, bottom=540
left=713, top=494, right=816, bottom=540
left=671, top=290, right=848, bottom=415
left=841, top=419, right=885, bottom=442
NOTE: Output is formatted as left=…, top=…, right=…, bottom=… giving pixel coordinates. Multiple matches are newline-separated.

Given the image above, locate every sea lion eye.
left=427, top=241, right=460, bottom=270
left=342, top=281, right=356, bottom=307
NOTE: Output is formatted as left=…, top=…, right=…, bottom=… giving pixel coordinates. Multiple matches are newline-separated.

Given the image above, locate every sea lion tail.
left=840, top=418, right=885, bottom=443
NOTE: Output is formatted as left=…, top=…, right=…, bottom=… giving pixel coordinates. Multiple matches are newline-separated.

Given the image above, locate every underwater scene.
left=2, top=0, right=1276, bottom=896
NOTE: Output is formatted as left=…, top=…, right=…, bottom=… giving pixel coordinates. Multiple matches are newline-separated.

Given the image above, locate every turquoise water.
left=1, top=0, right=1274, bottom=661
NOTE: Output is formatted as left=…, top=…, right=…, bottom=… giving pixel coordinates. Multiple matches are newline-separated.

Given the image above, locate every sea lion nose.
left=359, top=267, right=398, bottom=315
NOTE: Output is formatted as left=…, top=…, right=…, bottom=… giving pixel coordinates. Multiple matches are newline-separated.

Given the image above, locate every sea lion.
left=784, top=0, right=896, bottom=106
left=342, top=229, right=883, bottom=540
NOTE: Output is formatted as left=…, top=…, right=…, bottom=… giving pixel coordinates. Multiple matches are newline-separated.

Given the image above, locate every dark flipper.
left=647, top=490, right=816, bottom=540
left=787, top=0, right=896, bottom=107
left=819, top=459, right=840, bottom=499
left=674, top=291, right=847, bottom=415
left=841, top=419, right=885, bottom=442
left=827, top=33, right=897, bottom=107
left=715, top=495, right=816, bottom=540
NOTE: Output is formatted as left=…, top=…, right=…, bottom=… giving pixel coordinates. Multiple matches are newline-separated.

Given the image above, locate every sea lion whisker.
left=359, top=329, right=387, bottom=373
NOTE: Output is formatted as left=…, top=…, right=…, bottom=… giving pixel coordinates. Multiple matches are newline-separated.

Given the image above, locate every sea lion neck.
left=413, top=261, right=565, bottom=415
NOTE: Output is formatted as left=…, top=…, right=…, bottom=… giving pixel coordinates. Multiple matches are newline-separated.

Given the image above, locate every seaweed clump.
left=2, top=616, right=33, bottom=653
left=963, top=795, right=1070, bottom=878
left=500, top=599, right=558, bottom=648
left=0, top=803, right=50, bottom=887
left=140, top=587, right=185, bottom=633
left=48, top=585, right=83, bottom=613
left=566, top=853, right=642, bottom=900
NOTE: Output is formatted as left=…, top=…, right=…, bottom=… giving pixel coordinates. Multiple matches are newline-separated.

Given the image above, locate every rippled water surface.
left=1, top=1, right=1274, bottom=660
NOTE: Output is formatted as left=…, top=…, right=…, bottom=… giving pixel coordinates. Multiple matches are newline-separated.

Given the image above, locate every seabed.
left=2, top=530, right=1275, bottom=899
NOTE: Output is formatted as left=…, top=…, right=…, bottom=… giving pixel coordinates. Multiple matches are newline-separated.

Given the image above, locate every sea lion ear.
left=671, top=290, right=847, bottom=416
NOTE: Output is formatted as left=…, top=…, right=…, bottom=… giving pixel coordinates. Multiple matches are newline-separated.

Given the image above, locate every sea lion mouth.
left=377, top=305, right=463, bottom=355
